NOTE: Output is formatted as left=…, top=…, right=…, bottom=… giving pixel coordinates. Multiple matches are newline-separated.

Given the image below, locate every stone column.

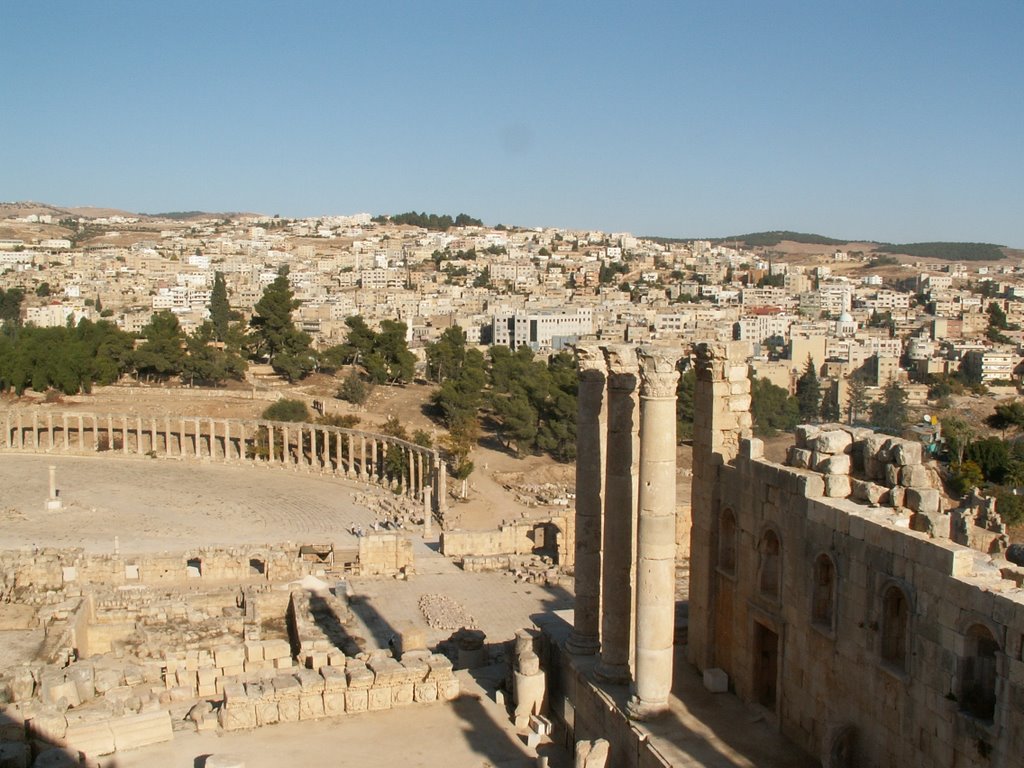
left=62, top=415, right=69, bottom=452
left=208, top=418, right=216, bottom=460
left=566, top=345, right=607, bottom=657
left=32, top=412, right=39, bottom=449
left=106, top=415, right=113, bottom=451
left=417, top=451, right=425, bottom=500
left=627, top=348, right=681, bottom=720
left=136, top=417, right=143, bottom=454
left=3, top=412, right=10, bottom=448
left=180, top=418, right=187, bottom=456
left=46, top=413, right=53, bottom=452
left=195, top=418, right=202, bottom=458
left=150, top=418, right=157, bottom=456
left=687, top=341, right=753, bottom=672
left=283, top=426, right=290, bottom=466
left=78, top=415, right=85, bottom=451
left=223, top=421, right=230, bottom=460
left=435, top=452, right=448, bottom=518
left=595, top=345, right=640, bottom=684
left=121, top=417, right=128, bottom=455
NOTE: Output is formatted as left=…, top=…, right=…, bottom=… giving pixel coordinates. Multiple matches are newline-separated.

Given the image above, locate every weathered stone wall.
left=692, top=433, right=1024, bottom=766
left=439, top=517, right=568, bottom=562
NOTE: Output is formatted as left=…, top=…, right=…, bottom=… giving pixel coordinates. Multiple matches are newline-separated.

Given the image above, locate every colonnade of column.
left=567, top=344, right=681, bottom=721
left=0, top=410, right=448, bottom=518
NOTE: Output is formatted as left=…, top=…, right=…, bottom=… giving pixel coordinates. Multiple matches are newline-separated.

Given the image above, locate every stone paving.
left=0, top=454, right=382, bottom=553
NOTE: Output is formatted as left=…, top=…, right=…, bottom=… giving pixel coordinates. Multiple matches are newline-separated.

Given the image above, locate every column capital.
left=573, top=343, right=607, bottom=379
left=637, top=348, right=682, bottom=399
left=601, top=344, right=639, bottom=386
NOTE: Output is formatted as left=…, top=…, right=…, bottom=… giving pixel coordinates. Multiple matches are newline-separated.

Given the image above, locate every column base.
left=626, top=695, right=668, bottom=721
left=564, top=633, right=600, bottom=656
left=594, top=661, right=630, bottom=685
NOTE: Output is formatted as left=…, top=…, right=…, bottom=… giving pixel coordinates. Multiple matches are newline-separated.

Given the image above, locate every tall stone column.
left=595, top=345, right=640, bottom=684
left=180, top=418, right=187, bottom=456
left=63, top=415, right=69, bottom=451
left=195, top=418, right=202, bottom=458
left=566, top=345, right=607, bottom=657
left=121, top=417, right=129, bottom=455
left=628, top=348, right=681, bottom=720
left=687, top=341, right=753, bottom=671
left=46, top=414, right=53, bottom=452
left=78, top=415, right=85, bottom=451
left=435, top=452, right=448, bottom=518
left=360, top=436, right=368, bottom=480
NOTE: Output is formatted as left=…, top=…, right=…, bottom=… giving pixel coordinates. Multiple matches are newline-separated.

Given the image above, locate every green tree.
left=133, top=311, right=186, bottom=382
left=796, top=356, right=821, bottom=422
left=869, top=381, right=909, bottom=435
left=0, top=288, right=24, bottom=333
left=949, top=460, right=985, bottom=497
left=209, top=272, right=231, bottom=343
left=820, top=381, right=841, bottom=422
left=966, top=437, right=1011, bottom=483
left=181, top=323, right=246, bottom=387
left=986, top=401, right=1024, bottom=436
left=250, top=274, right=315, bottom=381
left=750, top=376, right=800, bottom=437
left=941, top=414, right=974, bottom=465
left=425, top=326, right=469, bottom=383
left=35, top=282, right=50, bottom=298
left=337, top=372, right=370, bottom=405
left=676, top=368, right=696, bottom=441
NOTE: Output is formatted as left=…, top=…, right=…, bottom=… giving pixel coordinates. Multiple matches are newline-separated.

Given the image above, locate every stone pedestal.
left=566, top=345, right=606, bottom=656
left=45, top=465, right=62, bottom=511
left=628, top=349, right=681, bottom=720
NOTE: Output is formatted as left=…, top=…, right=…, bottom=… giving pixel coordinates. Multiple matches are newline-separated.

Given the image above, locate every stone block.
left=11, top=668, right=35, bottom=702
left=214, top=646, right=246, bottom=669
left=244, top=642, right=264, bottom=662
left=262, top=640, right=292, bottom=661
left=93, top=668, right=123, bottom=694
left=368, top=687, right=393, bottom=711
left=391, top=683, right=414, bottom=707
left=368, top=658, right=404, bottom=686
left=277, top=698, right=300, bottom=723
left=891, top=440, right=922, bottom=466
left=27, top=709, right=67, bottom=746
left=890, top=485, right=907, bottom=509
left=795, top=424, right=820, bottom=448
left=821, top=453, right=851, bottom=475
left=295, top=669, right=324, bottom=693
left=44, top=680, right=80, bottom=710
left=900, top=464, right=932, bottom=488
left=702, top=668, right=728, bottom=693
left=0, top=743, right=29, bottom=768
left=346, top=664, right=374, bottom=689
left=788, top=447, right=812, bottom=469
left=272, top=675, right=300, bottom=699
left=851, top=479, right=889, bottom=505
left=218, top=703, right=257, bottom=732
left=64, top=721, right=115, bottom=757
left=808, top=430, right=852, bottom=454
left=299, top=693, right=325, bottom=720
left=222, top=664, right=245, bottom=678
left=110, top=710, right=173, bottom=751
left=305, top=652, right=328, bottom=670
left=223, top=682, right=247, bottom=706
left=884, top=463, right=900, bottom=486
left=321, top=666, right=347, bottom=691
left=438, top=678, right=460, bottom=701
left=64, top=665, right=95, bottom=703
left=323, top=690, right=346, bottom=716
left=344, top=689, right=368, bottom=713
left=414, top=681, right=438, bottom=703
left=907, top=488, right=941, bottom=515
left=825, top=474, right=851, bottom=498
left=864, top=433, right=891, bottom=461
left=273, top=658, right=294, bottom=670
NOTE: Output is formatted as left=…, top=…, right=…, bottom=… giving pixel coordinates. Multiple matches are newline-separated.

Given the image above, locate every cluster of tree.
left=986, top=301, right=1019, bottom=344
left=248, top=270, right=316, bottom=382
left=717, top=231, right=846, bottom=248
left=599, top=261, right=629, bottom=284
left=326, top=316, right=415, bottom=386
left=425, top=328, right=577, bottom=464
left=756, top=273, right=785, bottom=288
left=371, top=212, right=482, bottom=230
left=874, top=242, right=1005, bottom=261
left=0, top=320, right=134, bottom=394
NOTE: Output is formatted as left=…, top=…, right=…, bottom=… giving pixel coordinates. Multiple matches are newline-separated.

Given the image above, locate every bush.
left=262, top=398, right=311, bottom=423
left=337, top=373, right=370, bottom=405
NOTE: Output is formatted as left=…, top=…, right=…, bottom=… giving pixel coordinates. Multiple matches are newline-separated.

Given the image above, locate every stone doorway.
left=754, top=622, right=779, bottom=711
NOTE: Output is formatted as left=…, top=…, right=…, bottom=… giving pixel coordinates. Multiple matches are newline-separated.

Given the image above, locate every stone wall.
left=439, top=517, right=568, bottom=563
left=690, top=359, right=1024, bottom=766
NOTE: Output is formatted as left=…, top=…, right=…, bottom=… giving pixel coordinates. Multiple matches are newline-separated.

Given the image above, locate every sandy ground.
left=0, top=454, right=381, bottom=554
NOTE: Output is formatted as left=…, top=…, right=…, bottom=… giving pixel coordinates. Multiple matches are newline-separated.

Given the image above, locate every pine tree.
left=870, top=381, right=909, bottom=435
left=209, top=272, right=231, bottom=343
left=847, top=374, right=869, bottom=424
left=250, top=273, right=315, bottom=381
left=796, top=355, right=821, bottom=422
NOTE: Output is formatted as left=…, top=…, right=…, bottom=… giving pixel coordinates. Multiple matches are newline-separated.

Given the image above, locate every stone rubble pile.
left=417, top=594, right=477, bottom=631
left=787, top=424, right=946, bottom=518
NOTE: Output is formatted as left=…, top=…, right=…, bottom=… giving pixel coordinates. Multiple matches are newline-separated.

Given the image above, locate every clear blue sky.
left=3, top=1, right=1022, bottom=245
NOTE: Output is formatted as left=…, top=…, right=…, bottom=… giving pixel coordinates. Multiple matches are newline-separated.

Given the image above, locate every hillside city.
left=3, top=202, right=1024, bottom=516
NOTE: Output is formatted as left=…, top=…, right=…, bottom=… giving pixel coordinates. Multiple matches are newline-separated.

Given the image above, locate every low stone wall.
left=439, top=517, right=569, bottom=564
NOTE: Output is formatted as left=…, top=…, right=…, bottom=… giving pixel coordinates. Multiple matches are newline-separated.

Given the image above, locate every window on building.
left=718, top=509, right=737, bottom=574
left=961, top=624, right=999, bottom=721
left=812, top=554, right=836, bottom=629
left=758, top=529, right=781, bottom=599
left=880, top=585, right=910, bottom=671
